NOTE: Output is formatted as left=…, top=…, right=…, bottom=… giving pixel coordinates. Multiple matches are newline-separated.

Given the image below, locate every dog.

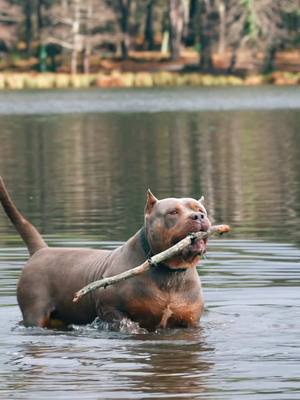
left=0, top=177, right=211, bottom=331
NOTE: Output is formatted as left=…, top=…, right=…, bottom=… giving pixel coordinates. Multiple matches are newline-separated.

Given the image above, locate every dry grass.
left=0, top=70, right=298, bottom=90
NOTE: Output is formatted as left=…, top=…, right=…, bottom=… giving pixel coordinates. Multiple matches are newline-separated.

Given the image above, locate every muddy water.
left=0, top=87, right=299, bottom=399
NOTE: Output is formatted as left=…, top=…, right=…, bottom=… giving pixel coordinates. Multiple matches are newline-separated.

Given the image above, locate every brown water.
left=0, top=87, right=299, bottom=399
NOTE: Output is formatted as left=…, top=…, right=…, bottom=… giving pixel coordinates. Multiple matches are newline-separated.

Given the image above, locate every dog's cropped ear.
left=199, top=195, right=205, bottom=204
left=145, top=189, right=158, bottom=214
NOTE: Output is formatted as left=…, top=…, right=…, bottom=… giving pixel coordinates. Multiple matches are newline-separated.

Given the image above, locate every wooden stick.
left=73, top=224, right=230, bottom=303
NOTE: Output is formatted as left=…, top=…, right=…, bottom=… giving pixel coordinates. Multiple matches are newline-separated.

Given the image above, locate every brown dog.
left=0, top=177, right=211, bottom=331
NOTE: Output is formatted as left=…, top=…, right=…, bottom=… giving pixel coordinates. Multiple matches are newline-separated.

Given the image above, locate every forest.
left=0, top=0, right=300, bottom=85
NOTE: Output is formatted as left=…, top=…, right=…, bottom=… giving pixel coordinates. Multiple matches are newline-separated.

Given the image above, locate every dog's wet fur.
left=0, top=178, right=211, bottom=331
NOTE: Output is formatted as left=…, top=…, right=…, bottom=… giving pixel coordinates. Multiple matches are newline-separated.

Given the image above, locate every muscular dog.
left=0, top=177, right=211, bottom=331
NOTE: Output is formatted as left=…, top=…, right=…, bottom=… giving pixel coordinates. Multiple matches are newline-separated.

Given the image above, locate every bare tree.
left=225, top=0, right=300, bottom=72
left=109, top=0, right=132, bottom=60
left=199, top=0, right=216, bottom=71
left=0, top=0, right=21, bottom=49
left=145, top=0, right=155, bottom=50
left=169, top=0, right=185, bottom=60
left=216, top=0, right=226, bottom=53
left=42, top=0, right=82, bottom=73
left=81, top=1, right=116, bottom=73
left=223, top=0, right=248, bottom=72
left=43, top=0, right=115, bottom=73
left=253, top=0, right=300, bottom=72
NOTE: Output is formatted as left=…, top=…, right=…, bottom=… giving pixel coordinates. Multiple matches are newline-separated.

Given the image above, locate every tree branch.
left=43, top=36, right=74, bottom=50
left=73, top=224, right=230, bottom=303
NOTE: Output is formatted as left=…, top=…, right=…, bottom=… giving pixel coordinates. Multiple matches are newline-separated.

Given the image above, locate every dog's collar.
left=140, top=226, right=153, bottom=257
left=139, top=226, right=187, bottom=273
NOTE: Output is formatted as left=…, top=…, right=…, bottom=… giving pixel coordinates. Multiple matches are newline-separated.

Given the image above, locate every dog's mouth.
left=180, top=237, right=208, bottom=262
left=188, top=237, right=208, bottom=255
left=170, top=230, right=208, bottom=260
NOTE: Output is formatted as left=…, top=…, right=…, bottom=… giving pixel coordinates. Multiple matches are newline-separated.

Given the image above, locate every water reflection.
left=5, top=325, right=213, bottom=399
left=0, top=110, right=300, bottom=243
left=128, top=329, right=213, bottom=398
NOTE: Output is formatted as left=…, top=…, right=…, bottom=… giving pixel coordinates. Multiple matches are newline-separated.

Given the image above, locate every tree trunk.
left=37, top=0, right=44, bottom=32
left=83, top=43, right=91, bottom=74
left=71, top=49, right=78, bottom=75
left=263, top=44, right=277, bottom=73
left=185, top=0, right=198, bottom=46
left=71, top=0, right=80, bottom=74
left=24, top=0, right=33, bottom=55
left=169, top=0, right=185, bottom=60
left=118, top=0, right=131, bottom=60
left=200, top=36, right=213, bottom=70
left=228, top=43, right=239, bottom=73
left=37, top=0, right=45, bottom=70
left=217, top=0, right=226, bottom=54
left=199, top=0, right=213, bottom=71
left=83, top=0, right=92, bottom=74
left=145, top=0, right=154, bottom=50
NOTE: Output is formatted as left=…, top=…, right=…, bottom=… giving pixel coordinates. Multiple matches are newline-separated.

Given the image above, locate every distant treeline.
left=0, top=0, right=300, bottom=74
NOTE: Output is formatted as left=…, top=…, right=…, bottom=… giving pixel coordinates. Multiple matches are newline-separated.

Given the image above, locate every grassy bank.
left=0, top=71, right=299, bottom=90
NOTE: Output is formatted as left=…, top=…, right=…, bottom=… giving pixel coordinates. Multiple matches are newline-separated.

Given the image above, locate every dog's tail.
left=0, top=177, right=47, bottom=256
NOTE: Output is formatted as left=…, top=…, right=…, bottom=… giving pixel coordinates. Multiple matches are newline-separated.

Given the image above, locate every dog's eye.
left=167, top=209, right=178, bottom=216
left=198, top=208, right=206, bottom=215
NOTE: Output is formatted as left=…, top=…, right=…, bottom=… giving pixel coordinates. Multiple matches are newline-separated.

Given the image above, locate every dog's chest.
left=126, top=290, right=203, bottom=329
left=159, top=296, right=202, bottom=328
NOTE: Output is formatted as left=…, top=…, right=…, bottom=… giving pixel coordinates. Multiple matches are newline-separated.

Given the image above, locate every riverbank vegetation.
left=0, top=0, right=299, bottom=88
left=0, top=70, right=300, bottom=89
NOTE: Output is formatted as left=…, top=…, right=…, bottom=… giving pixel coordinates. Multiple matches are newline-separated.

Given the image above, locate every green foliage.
left=241, top=0, right=259, bottom=39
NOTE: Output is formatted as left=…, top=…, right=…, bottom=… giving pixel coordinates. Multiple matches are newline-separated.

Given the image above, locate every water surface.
left=0, top=87, right=299, bottom=399
left=0, top=86, right=300, bottom=115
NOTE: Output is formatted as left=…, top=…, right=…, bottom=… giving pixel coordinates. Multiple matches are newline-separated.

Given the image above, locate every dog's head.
left=144, top=190, right=211, bottom=270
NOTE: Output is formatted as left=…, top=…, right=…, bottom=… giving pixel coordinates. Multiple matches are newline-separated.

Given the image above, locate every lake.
left=0, top=87, right=299, bottom=399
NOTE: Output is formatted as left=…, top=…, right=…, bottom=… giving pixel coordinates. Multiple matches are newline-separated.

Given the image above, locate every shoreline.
left=0, top=70, right=299, bottom=90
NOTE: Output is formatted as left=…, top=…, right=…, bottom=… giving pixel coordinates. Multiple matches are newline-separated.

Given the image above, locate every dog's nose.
left=190, top=212, right=205, bottom=221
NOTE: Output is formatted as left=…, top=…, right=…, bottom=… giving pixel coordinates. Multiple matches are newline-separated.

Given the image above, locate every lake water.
left=0, top=87, right=299, bottom=399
